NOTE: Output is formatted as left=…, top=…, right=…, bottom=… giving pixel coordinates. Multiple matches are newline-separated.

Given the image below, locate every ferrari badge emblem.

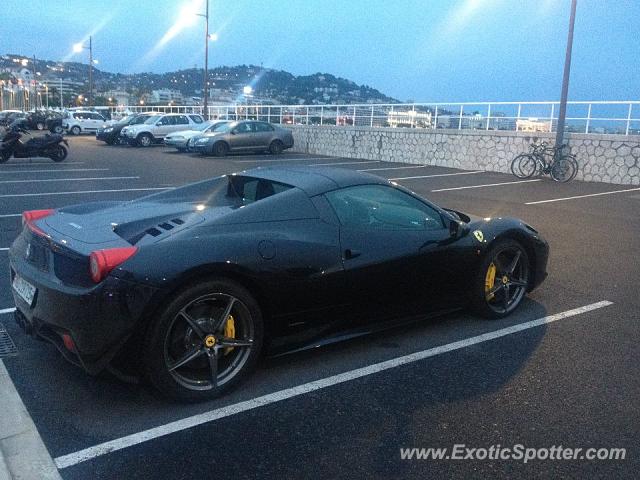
left=473, top=230, right=484, bottom=242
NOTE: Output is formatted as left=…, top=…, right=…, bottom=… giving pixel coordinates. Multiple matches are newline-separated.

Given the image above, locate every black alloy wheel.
left=212, top=141, right=229, bottom=157
left=471, top=239, right=530, bottom=319
left=269, top=140, right=284, bottom=155
left=144, top=279, right=263, bottom=401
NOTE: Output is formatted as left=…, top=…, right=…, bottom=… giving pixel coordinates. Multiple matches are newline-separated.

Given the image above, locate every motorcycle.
left=0, top=121, right=68, bottom=163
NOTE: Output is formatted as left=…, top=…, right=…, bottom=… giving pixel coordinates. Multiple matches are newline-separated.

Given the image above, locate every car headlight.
left=195, top=138, right=210, bottom=145
left=172, top=136, right=185, bottom=140
left=104, top=127, right=113, bottom=132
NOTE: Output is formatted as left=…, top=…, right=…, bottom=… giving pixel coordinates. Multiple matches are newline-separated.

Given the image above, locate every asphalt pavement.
left=0, top=136, right=638, bottom=479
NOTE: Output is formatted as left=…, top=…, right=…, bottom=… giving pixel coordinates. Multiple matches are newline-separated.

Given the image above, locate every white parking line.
left=0, top=176, right=139, bottom=184
left=233, top=157, right=331, bottom=163
left=431, top=179, right=541, bottom=192
left=391, top=171, right=484, bottom=180
left=0, top=307, right=16, bottom=315
left=0, top=214, right=20, bottom=218
left=525, top=187, right=640, bottom=205
left=0, top=187, right=173, bottom=198
left=0, top=168, right=109, bottom=174
left=0, top=248, right=8, bottom=252
left=0, top=162, right=84, bottom=167
left=53, top=300, right=613, bottom=469
left=359, top=165, right=428, bottom=172
left=311, top=160, right=381, bottom=166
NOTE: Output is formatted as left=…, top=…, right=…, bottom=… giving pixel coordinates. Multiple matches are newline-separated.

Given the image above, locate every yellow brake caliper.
left=223, top=314, right=236, bottom=355
left=485, top=262, right=497, bottom=300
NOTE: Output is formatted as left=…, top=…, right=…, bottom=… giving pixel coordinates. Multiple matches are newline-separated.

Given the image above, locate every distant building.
left=100, top=89, right=130, bottom=105
left=387, top=110, right=432, bottom=128
left=516, top=118, right=551, bottom=133
left=42, top=78, right=85, bottom=97
left=150, top=88, right=184, bottom=104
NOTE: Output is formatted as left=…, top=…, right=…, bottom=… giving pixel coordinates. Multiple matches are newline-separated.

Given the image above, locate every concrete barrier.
left=289, top=125, right=640, bottom=185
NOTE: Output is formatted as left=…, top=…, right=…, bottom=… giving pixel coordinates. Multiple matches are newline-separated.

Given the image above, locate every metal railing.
left=4, top=98, right=638, bottom=136
left=109, top=101, right=640, bottom=136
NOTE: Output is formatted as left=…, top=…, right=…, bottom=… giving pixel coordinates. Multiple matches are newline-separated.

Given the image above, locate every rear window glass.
left=228, top=176, right=293, bottom=204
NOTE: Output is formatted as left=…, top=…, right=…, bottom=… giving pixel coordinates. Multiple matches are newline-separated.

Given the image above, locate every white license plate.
left=13, top=275, right=36, bottom=306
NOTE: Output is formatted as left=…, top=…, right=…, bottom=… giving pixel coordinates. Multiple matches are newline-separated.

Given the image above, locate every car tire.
left=212, top=141, right=229, bottom=157
left=105, top=138, right=115, bottom=145
left=269, top=140, right=284, bottom=155
left=36, top=122, right=45, bottom=130
left=49, top=145, right=68, bottom=162
left=0, top=150, right=10, bottom=164
left=470, top=238, right=530, bottom=319
left=71, top=126, right=81, bottom=135
left=137, top=133, right=153, bottom=147
left=53, top=125, right=63, bottom=134
left=143, top=278, right=264, bottom=402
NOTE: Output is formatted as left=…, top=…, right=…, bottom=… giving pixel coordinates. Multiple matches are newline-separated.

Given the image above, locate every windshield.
left=193, top=122, right=214, bottom=131
left=144, top=115, right=162, bottom=124
left=211, top=122, right=234, bottom=133
left=207, top=122, right=230, bottom=133
left=130, top=115, right=150, bottom=125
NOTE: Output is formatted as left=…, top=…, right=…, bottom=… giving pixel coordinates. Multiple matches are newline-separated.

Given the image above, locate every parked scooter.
left=0, top=121, right=68, bottom=163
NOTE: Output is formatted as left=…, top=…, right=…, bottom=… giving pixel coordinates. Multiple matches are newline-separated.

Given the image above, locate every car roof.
left=239, top=165, right=388, bottom=196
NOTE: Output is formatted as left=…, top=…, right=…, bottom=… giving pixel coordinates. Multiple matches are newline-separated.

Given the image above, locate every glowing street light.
left=182, top=0, right=217, bottom=119
left=72, top=36, right=95, bottom=106
left=243, top=86, right=253, bottom=96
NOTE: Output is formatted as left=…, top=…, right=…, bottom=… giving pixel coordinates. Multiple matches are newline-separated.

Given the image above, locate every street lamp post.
left=554, top=0, right=578, bottom=149
left=73, top=36, right=94, bottom=106
left=193, top=1, right=210, bottom=119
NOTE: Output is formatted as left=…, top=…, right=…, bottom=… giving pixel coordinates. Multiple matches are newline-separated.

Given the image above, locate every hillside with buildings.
left=0, top=53, right=397, bottom=107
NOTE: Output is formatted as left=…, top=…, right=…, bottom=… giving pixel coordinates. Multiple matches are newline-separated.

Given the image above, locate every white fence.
left=109, top=101, right=640, bottom=136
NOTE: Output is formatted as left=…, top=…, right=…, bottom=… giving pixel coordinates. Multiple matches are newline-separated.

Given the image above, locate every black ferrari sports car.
left=9, top=166, right=548, bottom=401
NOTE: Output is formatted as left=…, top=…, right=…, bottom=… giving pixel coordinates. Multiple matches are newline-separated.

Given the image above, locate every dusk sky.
left=2, top=0, right=638, bottom=102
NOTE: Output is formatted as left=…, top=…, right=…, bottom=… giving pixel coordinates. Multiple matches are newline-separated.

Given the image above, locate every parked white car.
left=121, top=113, right=205, bottom=147
left=164, top=120, right=229, bottom=151
left=62, top=110, right=107, bottom=135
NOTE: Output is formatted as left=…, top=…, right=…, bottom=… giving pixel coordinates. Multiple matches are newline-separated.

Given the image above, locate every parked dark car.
left=46, top=112, right=65, bottom=134
left=95, top=113, right=157, bottom=145
left=25, top=110, right=49, bottom=130
left=9, top=166, right=548, bottom=401
left=0, top=110, right=27, bottom=127
left=192, top=120, right=294, bottom=156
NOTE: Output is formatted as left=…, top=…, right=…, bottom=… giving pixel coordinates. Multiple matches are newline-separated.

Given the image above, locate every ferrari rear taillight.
left=22, top=209, right=54, bottom=236
left=89, top=247, right=138, bottom=283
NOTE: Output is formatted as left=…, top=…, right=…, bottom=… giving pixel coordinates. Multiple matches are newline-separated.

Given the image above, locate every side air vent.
left=146, top=227, right=162, bottom=237
left=158, top=222, right=174, bottom=231
left=171, top=218, right=185, bottom=225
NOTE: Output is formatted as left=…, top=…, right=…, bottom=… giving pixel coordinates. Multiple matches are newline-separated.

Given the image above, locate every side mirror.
left=449, top=219, right=468, bottom=238
left=230, top=129, right=237, bottom=135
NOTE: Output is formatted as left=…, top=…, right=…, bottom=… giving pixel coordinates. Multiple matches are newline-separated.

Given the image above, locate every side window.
left=189, top=115, right=203, bottom=124
left=236, top=122, right=252, bottom=133
left=177, top=115, right=189, bottom=125
left=255, top=122, right=274, bottom=132
left=92, top=113, right=104, bottom=120
left=325, top=185, right=445, bottom=231
left=229, top=176, right=293, bottom=203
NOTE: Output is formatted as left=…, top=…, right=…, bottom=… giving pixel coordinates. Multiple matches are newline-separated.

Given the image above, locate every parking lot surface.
left=0, top=136, right=638, bottom=479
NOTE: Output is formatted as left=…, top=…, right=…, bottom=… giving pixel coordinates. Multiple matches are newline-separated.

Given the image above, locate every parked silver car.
left=191, top=120, right=294, bottom=156
left=165, top=120, right=229, bottom=151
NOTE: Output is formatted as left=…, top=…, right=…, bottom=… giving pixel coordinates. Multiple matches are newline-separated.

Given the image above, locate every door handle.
left=344, top=249, right=361, bottom=260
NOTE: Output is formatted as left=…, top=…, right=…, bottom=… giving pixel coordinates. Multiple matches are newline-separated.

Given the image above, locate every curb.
left=0, top=360, right=61, bottom=480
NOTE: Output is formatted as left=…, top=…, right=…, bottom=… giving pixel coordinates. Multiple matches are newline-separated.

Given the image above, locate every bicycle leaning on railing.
left=510, top=142, right=579, bottom=183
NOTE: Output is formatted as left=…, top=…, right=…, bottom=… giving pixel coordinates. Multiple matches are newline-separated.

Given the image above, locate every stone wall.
left=289, top=125, right=640, bottom=185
